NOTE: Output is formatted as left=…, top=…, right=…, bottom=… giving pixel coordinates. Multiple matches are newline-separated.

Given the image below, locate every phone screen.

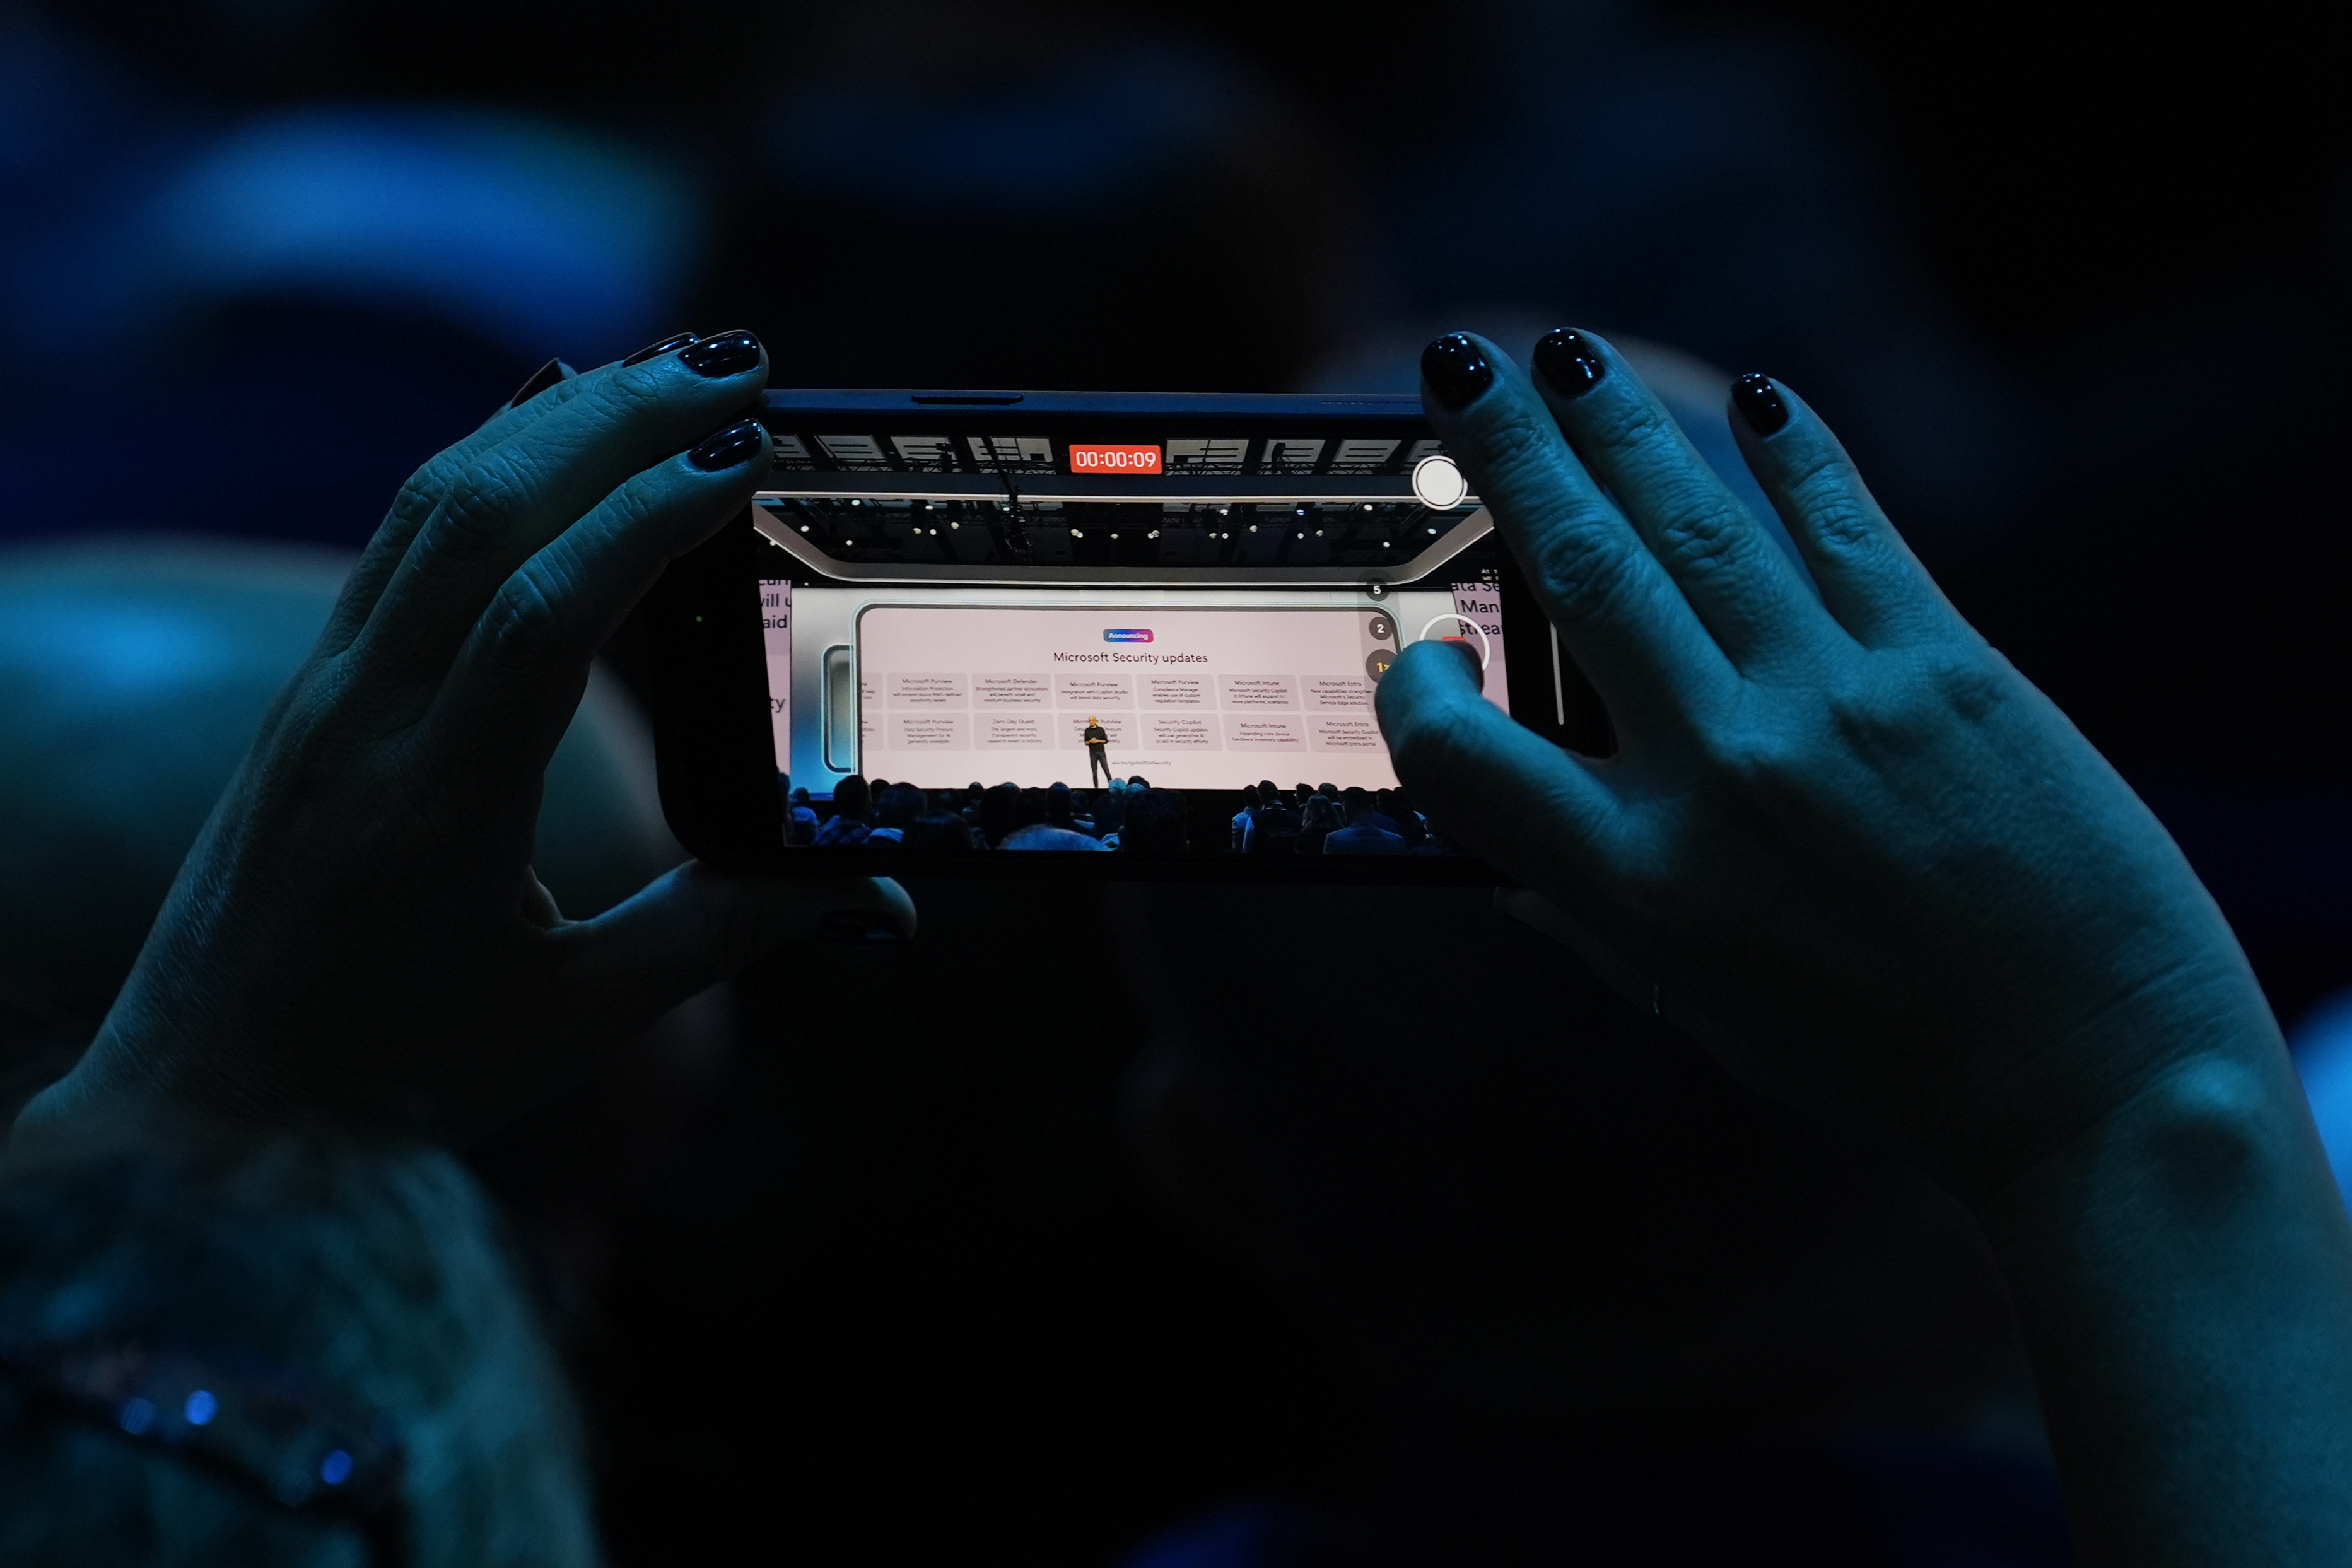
left=726, top=392, right=1580, bottom=865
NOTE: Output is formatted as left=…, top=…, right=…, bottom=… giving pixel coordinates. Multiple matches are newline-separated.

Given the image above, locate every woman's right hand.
left=1375, top=329, right=2276, bottom=1198
left=1372, top=329, right=2352, bottom=1567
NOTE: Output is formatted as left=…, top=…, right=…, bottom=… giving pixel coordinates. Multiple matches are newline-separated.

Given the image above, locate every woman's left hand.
left=16, top=333, right=911, bottom=1150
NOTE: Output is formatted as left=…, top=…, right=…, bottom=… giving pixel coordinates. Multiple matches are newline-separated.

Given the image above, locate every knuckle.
left=1462, top=400, right=1571, bottom=508
left=390, top=449, right=471, bottom=528
left=1922, top=650, right=2011, bottom=725
left=1385, top=685, right=1489, bottom=788
left=1820, top=648, right=2009, bottom=762
left=1697, top=708, right=1803, bottom=790
left=1784, top=452, right=1880, bottom=553
left=1527, top=515, right=1645, bottom=629
left=1821, top=667, right=1907, bottom=759
left=432, top=450, right=548, bottom=556
left=434, top=471, right=515, bottom=553
left=477, top=563, right=568, bottom=669
left=1581, top=393, right=1676, bottom=459
left=1647, top=488, right=1751, bottom=582
left=600, top=473, right=668, bottom=535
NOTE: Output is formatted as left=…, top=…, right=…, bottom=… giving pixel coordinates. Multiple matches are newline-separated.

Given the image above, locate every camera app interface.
left=746, top=397, right=1519, bottom=860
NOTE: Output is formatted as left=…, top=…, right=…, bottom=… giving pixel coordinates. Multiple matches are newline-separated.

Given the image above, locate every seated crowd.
left=785, top=777, right=1453, bottom=857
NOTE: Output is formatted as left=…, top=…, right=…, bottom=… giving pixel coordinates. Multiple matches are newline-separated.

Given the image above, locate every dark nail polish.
left=1532, top=328, right=1605, bottom=397
left=678, top=329, right=763, bottom=378
left=507, top=357, right=565, bottom=407
left=621, top=331, right=697, bottom=366
left=819, top=910, right=904, bottom=944
left=1732, top=373, right=1789, bottom=436
left=688, top=418, right=768, bottom=472
left=1420, top=332, right=1495, bottom=412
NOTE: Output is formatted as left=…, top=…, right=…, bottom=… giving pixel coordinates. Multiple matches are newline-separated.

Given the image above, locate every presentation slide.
left=855, top=604, right=1421, bottom=789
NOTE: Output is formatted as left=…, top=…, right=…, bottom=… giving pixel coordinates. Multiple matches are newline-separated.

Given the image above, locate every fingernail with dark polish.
left=1420, top=332, right=1495, bottom=412
left=622, top=331, right=697, bottom=366
left=508, top=357, right=566, bottom=407
left=689, top=418, right=768, bottom=472
left=1533, top=328, right=1606, bottom=397
left=820, top=910, right=904, bottom=944
left=1733, top=372, right=1789, bottom=436
left=679, top=329, right=763, bottom=378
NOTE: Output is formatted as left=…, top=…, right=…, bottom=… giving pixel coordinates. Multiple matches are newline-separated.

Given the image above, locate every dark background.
left=4, top=2, right=2346, bottom=1561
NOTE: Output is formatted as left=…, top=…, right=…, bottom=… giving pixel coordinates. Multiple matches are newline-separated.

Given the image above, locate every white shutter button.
left=1411, top=453, right=1468, bottom=510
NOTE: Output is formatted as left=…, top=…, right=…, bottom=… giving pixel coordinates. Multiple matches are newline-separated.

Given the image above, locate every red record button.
left=1068, top=443, right=1163, bottom=474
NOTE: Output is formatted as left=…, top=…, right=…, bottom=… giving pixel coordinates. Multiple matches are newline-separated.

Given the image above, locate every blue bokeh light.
left=320, top=1449, right=353, bottom=1486
left=183, top=1388, right=216, bottom=1426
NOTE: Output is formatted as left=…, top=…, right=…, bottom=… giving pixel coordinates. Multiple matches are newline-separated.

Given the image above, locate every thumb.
left=1376, top=638, right=1613, bottom=876
left=545, top=863, right=915, bottom=1036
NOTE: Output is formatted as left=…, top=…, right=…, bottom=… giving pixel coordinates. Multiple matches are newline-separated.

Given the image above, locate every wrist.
left=1928, top=932, right=2283, bottom=1205
left=9, top=1003, right=260, bottom=1165
left=1972, top=1043, right=2310, bottom=1243
left=9, top=1039, right=157, bottom=1164
left=1963, top=1039, right=2352, bottom=1565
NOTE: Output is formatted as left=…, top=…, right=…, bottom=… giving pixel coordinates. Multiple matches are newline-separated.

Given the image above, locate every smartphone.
left=643, top=390, right=1611, bottom=879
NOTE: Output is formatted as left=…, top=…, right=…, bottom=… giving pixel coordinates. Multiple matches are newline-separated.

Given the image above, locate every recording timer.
left=1068, top=444, right=1163, bottom=473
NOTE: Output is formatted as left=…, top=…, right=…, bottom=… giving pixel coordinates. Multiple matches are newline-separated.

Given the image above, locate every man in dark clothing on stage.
left=1082, top=715, right=1115, bottom=787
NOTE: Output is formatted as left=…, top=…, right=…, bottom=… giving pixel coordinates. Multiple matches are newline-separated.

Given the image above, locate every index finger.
left=313, top=356, right=615, bottom=660
left=1420, top=332, right=1735, bottom=737
left=350, top=331, right=769, bottom=699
